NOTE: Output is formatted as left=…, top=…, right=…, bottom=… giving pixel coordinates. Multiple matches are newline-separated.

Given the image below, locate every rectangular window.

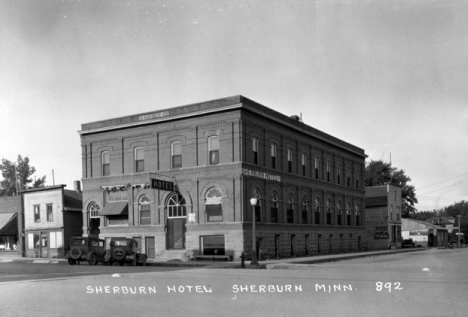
left=337, top=166, right=341, bottom=184
left=327, top=161, right=331, bottom=182
left=209, top=137, right=219, bottom=165
left=270, top=206, right=278, bottom=223
left=302, top=154, right=306, bottom=176
left=34, top=205, right=41, bottom=223
left=207, top=205, right=223, bottom=222
left=253, top=138, right=259, bottom=165
left=135, top=148, right=144, bottom=172
left=288, top=149, right=293, bottom=173
left=271, top=144, right=276, bottom=169
left=315, top=209, right=321, bottom=224
left=390, top=206, right=393, bottom=220
left=397, top=206, right=400, bottom=220
left=302, top=205, right=308, bottom=224
left=347, top=169, right=351, bottom=186
left=287, top=206, right=294, bottom=223
left=46, top=204, right=53, bottom=222
left=315, top=157, right=319, bottom=179
left=102, top=152, right=110, bottom=176
left=172, top=142, right=182, bottom=168
left=202, top=235, right=225, bottom=256
left=356, top=172, right=359, bottom=188
left=140, top=204, right=151, bottom=225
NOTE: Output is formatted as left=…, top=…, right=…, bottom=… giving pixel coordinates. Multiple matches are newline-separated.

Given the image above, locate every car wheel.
left=68, top=258, right=76, bottom=265
left=70, top=248, right=82, bottom=260
left=112, top=248, right=126, bottom=261
left=88, top=253, right=97, bottom=266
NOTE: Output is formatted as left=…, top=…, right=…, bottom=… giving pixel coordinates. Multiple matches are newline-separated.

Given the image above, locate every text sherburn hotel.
left=79, top=95, right=367, bottom=261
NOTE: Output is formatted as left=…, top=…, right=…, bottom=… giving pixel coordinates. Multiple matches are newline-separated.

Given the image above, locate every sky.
left=1, top=0, right=467, bottom=212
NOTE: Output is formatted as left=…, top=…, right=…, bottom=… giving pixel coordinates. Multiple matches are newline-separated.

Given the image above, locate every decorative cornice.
left=198, top=122, right=227, bottom=130
left=124, top=134, right=154, bottom=142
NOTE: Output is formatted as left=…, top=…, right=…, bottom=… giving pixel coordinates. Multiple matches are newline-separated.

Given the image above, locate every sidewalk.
left=0, top=248, right=426, bottom=269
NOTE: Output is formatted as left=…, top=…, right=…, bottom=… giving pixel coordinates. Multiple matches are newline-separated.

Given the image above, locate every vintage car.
left=65, top=237, right=147, bottom=266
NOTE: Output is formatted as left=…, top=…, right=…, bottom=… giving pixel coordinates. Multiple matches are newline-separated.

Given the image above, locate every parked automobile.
left=402, top=238, right=415, bottom=248
left=65, top=237, right=147, bottom=266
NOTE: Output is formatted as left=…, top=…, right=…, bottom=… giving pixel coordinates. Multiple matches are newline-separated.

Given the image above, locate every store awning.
left=0, top=213, right=18, bottom=235
left=99, top=202, right=128, bottom=216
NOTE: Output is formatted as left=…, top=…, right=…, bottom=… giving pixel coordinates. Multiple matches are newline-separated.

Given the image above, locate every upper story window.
left=253, top=138, right=259, bottom=165
left=326, top=199, right=332, bottom=225
left=208, top=136, right=220, bottom=165
left=396, top=206, right=401, bottom=220
left=326, top=161, right=331, bottom=182
left=302, top=153, right=307, bottom=176
left=287, top=149, right=293, bottom=173
left=135, top=147, right=144, bottom=173
left=206, top=188, right=223, bottom=222
left=315, top=157, right=320, bottom=179
left=355, top=170, right=360, bottom=188
left=46, top=204, right=53, bottom=222
left=347, top=168, right=351, bottom=187
left=337, top=201, right=343, bottom=225
left=355, top=203, right=361, bottom=226
left=302, top=197, right=309, bottom=224
left=337, top=164, right=342, bottom=185
left=139, top=195, right=151, bottom=225
left=271, top=144, right=277, bottom=169
left=102, top=151, right=110, bottom=176
left=34, top=205, right=40, bottom=223
left=171, top=141, right=182, bottom=168
left=390, top=205, right=393, bottom=220
left=314, top=197, right=321, bottom=224
left=287, top=195, right=295, bottom=224
left=270, top=191, right=279, bottom=223
left=347, top=202, right=352, bottom=226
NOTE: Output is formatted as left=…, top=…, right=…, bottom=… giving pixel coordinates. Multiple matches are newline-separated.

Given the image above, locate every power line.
left=417, top=179, right=468, bottom=196
left=417, top=172, right=468, bottom=191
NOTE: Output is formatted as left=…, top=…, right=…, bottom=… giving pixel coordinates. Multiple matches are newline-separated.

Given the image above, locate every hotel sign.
left=151, top=178, right=174, bottom=192
left=138, top=111, right=169, bottom=121
left=242, top=169, right=281, bottom=182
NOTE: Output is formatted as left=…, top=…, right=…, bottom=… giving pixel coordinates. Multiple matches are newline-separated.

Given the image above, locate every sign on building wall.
left=374, top=226, right=389, bottom=239
left=151, top=178, right=174, bottom=192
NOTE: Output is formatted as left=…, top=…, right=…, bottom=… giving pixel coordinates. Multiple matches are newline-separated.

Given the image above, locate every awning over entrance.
left=0, top=213, right=18, bottom=235
left=99, top=202, right=128, bottom=216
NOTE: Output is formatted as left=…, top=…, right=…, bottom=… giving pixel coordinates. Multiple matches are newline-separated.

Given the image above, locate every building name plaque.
left=242, top=169, right=281, bottom=182
left=151, top=178, right=174, bottom=191
left=138, top=111, right=169, bottom=121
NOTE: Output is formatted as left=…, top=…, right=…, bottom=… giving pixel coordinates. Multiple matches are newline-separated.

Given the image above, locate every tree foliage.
left=0, top=155, right=46, bottom=196
left=365, top=160, right=418, bottom=217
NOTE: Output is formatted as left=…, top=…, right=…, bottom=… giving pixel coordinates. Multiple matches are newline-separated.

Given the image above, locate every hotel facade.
left=79, top=96, right=367, bottom=261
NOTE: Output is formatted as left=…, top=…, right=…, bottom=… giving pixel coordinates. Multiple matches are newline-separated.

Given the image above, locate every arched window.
left=287, top=194, right=295, bottom=223
left=171, top=141, right=182, bottom=168
left=326, top=199, right=332, bottom=225
left=326, top=161, right=331, bottom=182
left=347, top=202, right=352, bottom=226
left=252, top=188, right=262, bottom=222
left=355, top=170, right=360, bottom=188
left=135, top=147, right=144, bottom=172
left=102, top=151, right=110, bottom=176
left=206, top=188, right=223, bottom=222
left=287, top=149, right=293, bottom=173
left=347, top=168, right=351, bottom=186
left=271, top=143, right=277, bottom=169
left=208, top=136, right=219, bottom=165
left=315, top=197, right=321, bottom=224
left=270, top=191, right=279, bottom=223
left=139, top=194, right=151, bottom=225
left=337, top=201, right=342, bottom=225
left=301, top=153, right=307, bottom=176
left=337, top=164, right=342, bottom=185
left=88, top=202, right=100, bottom=234
left=252, top=138, right=259, bottom=165
left=355, top=203, right=361, bottom=226
left=302, top=197, right=309, bottom=224
left=167, top=194, right=186, bottom=218
left=315, top=157, right=320, bottom=179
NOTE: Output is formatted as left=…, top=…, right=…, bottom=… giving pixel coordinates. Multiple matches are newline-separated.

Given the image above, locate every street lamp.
left=250, top=197, right=258, bottom=266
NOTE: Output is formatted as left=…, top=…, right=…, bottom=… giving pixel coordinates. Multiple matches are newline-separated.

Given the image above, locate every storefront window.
left=202, top=235, right=225, bottom=256
left=0, top=236, right=17, bottom=251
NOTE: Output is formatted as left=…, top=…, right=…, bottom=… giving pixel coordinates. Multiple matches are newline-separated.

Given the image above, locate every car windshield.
left=72, top=239, right=86, bottom=246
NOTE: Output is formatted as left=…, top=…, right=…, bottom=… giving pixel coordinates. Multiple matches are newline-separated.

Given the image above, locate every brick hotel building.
left=79, top=96, right=367, bottom=261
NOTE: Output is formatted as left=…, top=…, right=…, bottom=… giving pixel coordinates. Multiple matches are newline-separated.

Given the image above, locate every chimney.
left=74, top=180, right=82, bottom=193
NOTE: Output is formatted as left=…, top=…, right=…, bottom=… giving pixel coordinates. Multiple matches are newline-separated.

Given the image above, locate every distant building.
left=425, top=216, right=455, bottom=233
left=0, top=195, right=23, bottom=257
left=78, top=95, right=368, bottom=261
left=365, top=184, right=402, bottom=250
left=401, top=218, right=448, bottom=247
left=22, top=183, right=83, bottom=258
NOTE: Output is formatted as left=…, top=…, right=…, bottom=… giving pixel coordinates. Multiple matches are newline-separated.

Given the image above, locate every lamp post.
left=250, top=197, right=258, bottom=266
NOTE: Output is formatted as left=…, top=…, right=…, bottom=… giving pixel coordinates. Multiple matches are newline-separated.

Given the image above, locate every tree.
left=0, top=155, right=46, bottom=196
left=365, top=160, right=419, bottom=218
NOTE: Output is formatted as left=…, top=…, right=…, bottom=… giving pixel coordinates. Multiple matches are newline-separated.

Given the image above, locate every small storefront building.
left=23, top=184, right=83, bottom=258
left=0, top=195, right=23, bottom=257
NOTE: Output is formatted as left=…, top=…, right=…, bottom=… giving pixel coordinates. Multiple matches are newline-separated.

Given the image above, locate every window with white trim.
left=208, top=136, right=219, bottom=165
left=102, top=151, right=110, bottom=176
left=171, top=142, right=182, bottom=168
left=135, top=147, right=144, bottom=173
